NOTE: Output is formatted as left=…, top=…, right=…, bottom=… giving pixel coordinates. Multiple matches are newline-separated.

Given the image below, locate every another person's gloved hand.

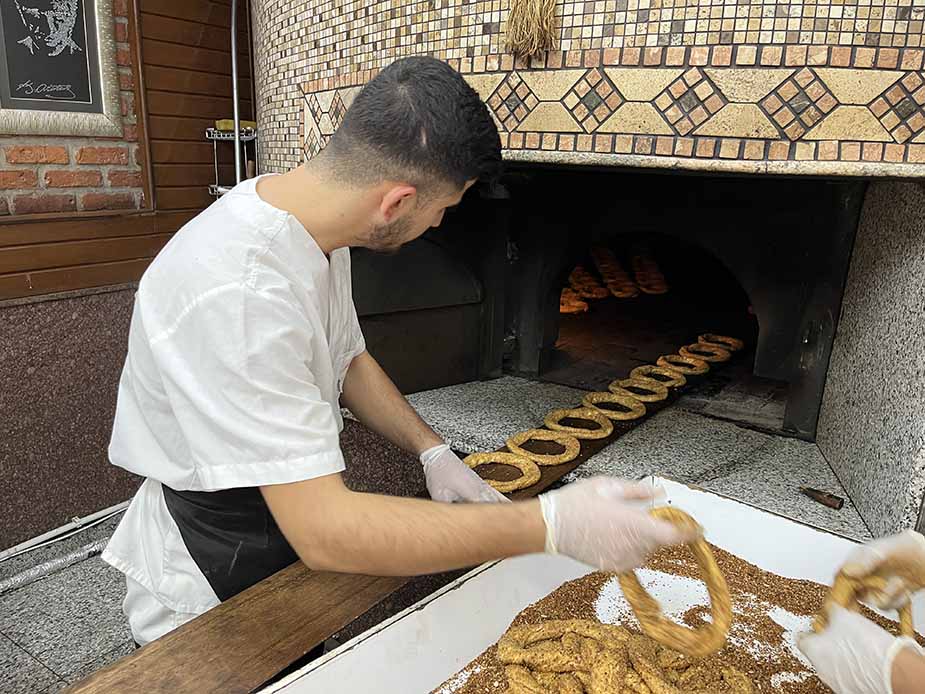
left=420, top=444, right=510, bottom=503
left=840, top=531, right=925, bottom=609
left=537, top=476, right=697, bottom=572
left=797, top=605, right=923, bottom=694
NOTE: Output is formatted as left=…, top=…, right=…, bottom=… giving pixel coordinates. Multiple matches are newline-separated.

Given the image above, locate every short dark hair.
left=319, top=57, right=502, bottom=193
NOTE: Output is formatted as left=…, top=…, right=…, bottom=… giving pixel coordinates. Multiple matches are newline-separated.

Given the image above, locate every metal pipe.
left=0, top=538, right=108, bottom=597
left=231, top=0, right=242, bottom=184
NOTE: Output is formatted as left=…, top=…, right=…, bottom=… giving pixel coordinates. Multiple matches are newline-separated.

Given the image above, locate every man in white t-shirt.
left=103, top=56, right=695, bottom=647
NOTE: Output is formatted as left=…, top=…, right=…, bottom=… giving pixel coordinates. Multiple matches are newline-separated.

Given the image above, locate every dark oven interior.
left=351, top=167, right=866, bottom=441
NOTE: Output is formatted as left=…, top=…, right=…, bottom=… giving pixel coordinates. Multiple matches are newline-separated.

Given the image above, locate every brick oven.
left=250, top=0, right=925, bottom=538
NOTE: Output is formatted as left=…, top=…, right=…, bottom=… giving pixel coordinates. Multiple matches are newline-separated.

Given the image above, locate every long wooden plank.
left=0, top=234, right=173, bottom=274
left=142, top=38, right=250, bottom=77
left=144, top=65, right=251, bottom=98
left=140, top=14, right=249, bottom=53
left=0, top=211, right=195, bottom=248
left=146, top=91, right=252, bottom=120
left=154, top=163, right=234, bottom=187
left=154, top=186, right=214, bottom=211
left=0, top=258, right=155, bottom=299
left=64, top=567, right=408, bottom=694
left=140, top=0, right=235, bottom=29
left=147, top=115, right=214, bottom=142
left=151, top=140, right=237, bottom=165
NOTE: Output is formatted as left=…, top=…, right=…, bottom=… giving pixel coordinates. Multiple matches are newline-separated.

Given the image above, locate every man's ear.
left=380, top=184, right=417, bottom=223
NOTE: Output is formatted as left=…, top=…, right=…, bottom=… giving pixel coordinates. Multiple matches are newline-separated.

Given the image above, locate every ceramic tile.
left=0, top=634, right=62, bottom=694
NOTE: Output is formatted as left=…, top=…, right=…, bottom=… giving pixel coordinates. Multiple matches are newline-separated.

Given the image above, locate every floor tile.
left=0, top=634, right=62, bottom=694
left=407, top=376, right=590, bottom=454
left=64, top=640, right=134, bottom=685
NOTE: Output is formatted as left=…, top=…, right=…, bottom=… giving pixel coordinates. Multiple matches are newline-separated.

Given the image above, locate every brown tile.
left=886, top=85, right=906, bottom=104
left=576, top=80, right=591, bottom=97
left=577, top=134, right=593, bottom=151
left=615, top=135, right=634, bottom=153
left=830, top=47, right=852, bottom=67
left=705, top=94, right=724, bottom=113
left=676, top=118, right=694, bottom=135
left=784, top=122, right=806, bottom=139
left=683, top=68, right=702, bottom=86
left=779, top=81, right=799, bottom=100
left=909, top=112, right=925, bottom=131
left=841, top=141, right=861, bottom=161
left=690, top=47, right=710, bottom=66
left=817, top=93, right=838, bottom=113
left=884, top=142, right=905, bottom=161
left=473, top=56, right=486, bottom=73
left=877, top=48, right=900, bottom=69
left=675, top=137, right=695, bottom=156
left=695, top=138, right=716, bottom=157
left=560, top=134, right=576, bottom=151
left=903, top=73, right=924, bottom=91
left=794, top=142, right=816, bottom=160
left=900, top=48, right=924, bottom=70
left=881, top=112, right=901, bottom=130
left=566, top=50, right=583, bottom=67
left=712, top=46, right=732, bottom=66
left=644, top=47, right=663, bottom=66
left=774, top=108, right=795, bottom=126
left=547, top=51, right=564, bottom=69
left=795, top=68, right=814, bottom=87
left=818, top=140, right=839, bottom=160
left=808, top=46, right=829, bottom=66
left=870, top=97, right=891, bottom=117
left=486, top=55, right=501, bottom=72
left=584, top=50, right=601, bottom=68
left=785, top=45, right=808, bottom=66
left=525, top=132, right=541, bottom=149
left=655, top=136, right=674, bottom=156
left=763, top=94, right=783, bottom=113
left=862, top=141, right=884, bottom=161
left=719, top=138, right=740, bottom=158
left=541, top=133, right=557, bottom=150
left=694, top=81, right=713, bottom=99
left=501, top=55, right=514, bottom=71
left=595, top=134, right=614, bottom=153
left=893, top=124, right=912, bottom=142
left=805, top=81, right=826, bottom=100
left=743, top=140, right=765, bottom=159
left=670, top=80, right=688, bottom=98
left=914, top=87, right=925, bottom=105
left=908, top=143, right=925, bottom=162
left=509, top=131, right=524, bottom=149
left=855, top=47, right=876, bottom=68
left=761, top=46, right=783, bottom=66
left=655, top=92, right=674, bottom=110
left=664, top=104, right=684, bottom=123
left=690, top=106, right=709, bottom=125
left=801, top=106, right=822, bottom=126
left=622, top=47, right=641, bottom=65
left=666, top=47, right=686, bottom=66
left=603, top=48, right=620, bottom=66
left=768, top=141, right=791, bottom=159
left=634, top=136, right=654, bottom=155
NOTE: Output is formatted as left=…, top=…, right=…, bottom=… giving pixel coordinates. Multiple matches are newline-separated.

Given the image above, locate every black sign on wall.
left=0, top=0, right=103, bottom=113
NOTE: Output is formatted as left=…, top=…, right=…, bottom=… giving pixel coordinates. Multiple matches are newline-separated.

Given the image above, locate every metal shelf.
left=208, top=184, right=234, bottom=197
left=206, top=127, right=257, bottom=142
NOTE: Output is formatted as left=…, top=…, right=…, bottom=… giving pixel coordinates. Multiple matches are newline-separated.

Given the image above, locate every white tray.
left=262, top=477, right=925, bottom=693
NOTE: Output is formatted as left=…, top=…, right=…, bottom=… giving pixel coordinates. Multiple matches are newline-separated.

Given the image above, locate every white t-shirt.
left=102, top=175, right=366, bottom=623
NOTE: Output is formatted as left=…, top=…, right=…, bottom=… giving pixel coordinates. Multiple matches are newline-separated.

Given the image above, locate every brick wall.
left=0, top=2, right=144, bottom=216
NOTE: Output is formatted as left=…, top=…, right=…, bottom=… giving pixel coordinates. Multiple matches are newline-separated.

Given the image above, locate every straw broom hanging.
left=505, top=0, right=557, bottom=58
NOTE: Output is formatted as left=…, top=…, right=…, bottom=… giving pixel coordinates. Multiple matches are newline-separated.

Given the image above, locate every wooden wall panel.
left=0, top=0, right=254, bottom=300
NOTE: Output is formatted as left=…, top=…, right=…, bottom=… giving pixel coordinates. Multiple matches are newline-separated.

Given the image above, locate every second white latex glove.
left=537, top=476, right=697, bottom=573
left=420, top=444, right=510, bottom=504
left=840, top=530, right=925, bottom=609
left=797, top=605, right=921, bottom=694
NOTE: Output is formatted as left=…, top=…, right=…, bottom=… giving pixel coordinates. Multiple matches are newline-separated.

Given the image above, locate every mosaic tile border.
left=299, top=45, right=925, bottom=174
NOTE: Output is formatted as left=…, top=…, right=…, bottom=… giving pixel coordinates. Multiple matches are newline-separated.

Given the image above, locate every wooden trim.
left=0, top=234, right=173, bottom=274
left=0, top=210, right=193, bottom=247
left=139, top=14, right=250, bottom=53
left=0, top=258, right=156, bottom=299
left=131, top=0, right=156, bottom=211
left=64, top=567, right=408, bottom=694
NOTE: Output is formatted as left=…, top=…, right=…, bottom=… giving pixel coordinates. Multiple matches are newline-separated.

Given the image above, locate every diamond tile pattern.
left=761, top=68, right=838, bottom=140
left=563, top=68, right=623, bottom=133
left=330, top=92, right=347, bottom=130
left=654, top=68, right=725, bottom=136
left=869, top=72, right=925, bottom=143
left=307, top=93, right=322, bottom=123
left=304, top=129, right=321, bottom=159
left=487, top=72, right=539, bottom=131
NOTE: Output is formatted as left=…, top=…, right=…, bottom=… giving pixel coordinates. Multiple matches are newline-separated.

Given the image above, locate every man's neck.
left=255, top=166, right=367, bottom=254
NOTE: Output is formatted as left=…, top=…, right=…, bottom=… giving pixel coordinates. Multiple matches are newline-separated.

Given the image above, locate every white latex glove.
left=797, top=605, right=923, bottom=694
left=840, top=531, right=925, bottom=609
left=537, top=476, right=698, bottom=572
left=420, top=444, right=510, bottom=504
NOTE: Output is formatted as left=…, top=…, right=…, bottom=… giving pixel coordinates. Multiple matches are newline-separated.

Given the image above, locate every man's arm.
left=262, top=473, right=543, bottom=575
left=340, top=351, right=441, bottom=456
left=894, top=646, right=925, bottom=694
left=261, top=474, right=692, bottom=577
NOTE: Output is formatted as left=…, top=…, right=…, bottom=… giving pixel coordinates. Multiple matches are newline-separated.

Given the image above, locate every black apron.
left=162, top=485, right=298, bottom=602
